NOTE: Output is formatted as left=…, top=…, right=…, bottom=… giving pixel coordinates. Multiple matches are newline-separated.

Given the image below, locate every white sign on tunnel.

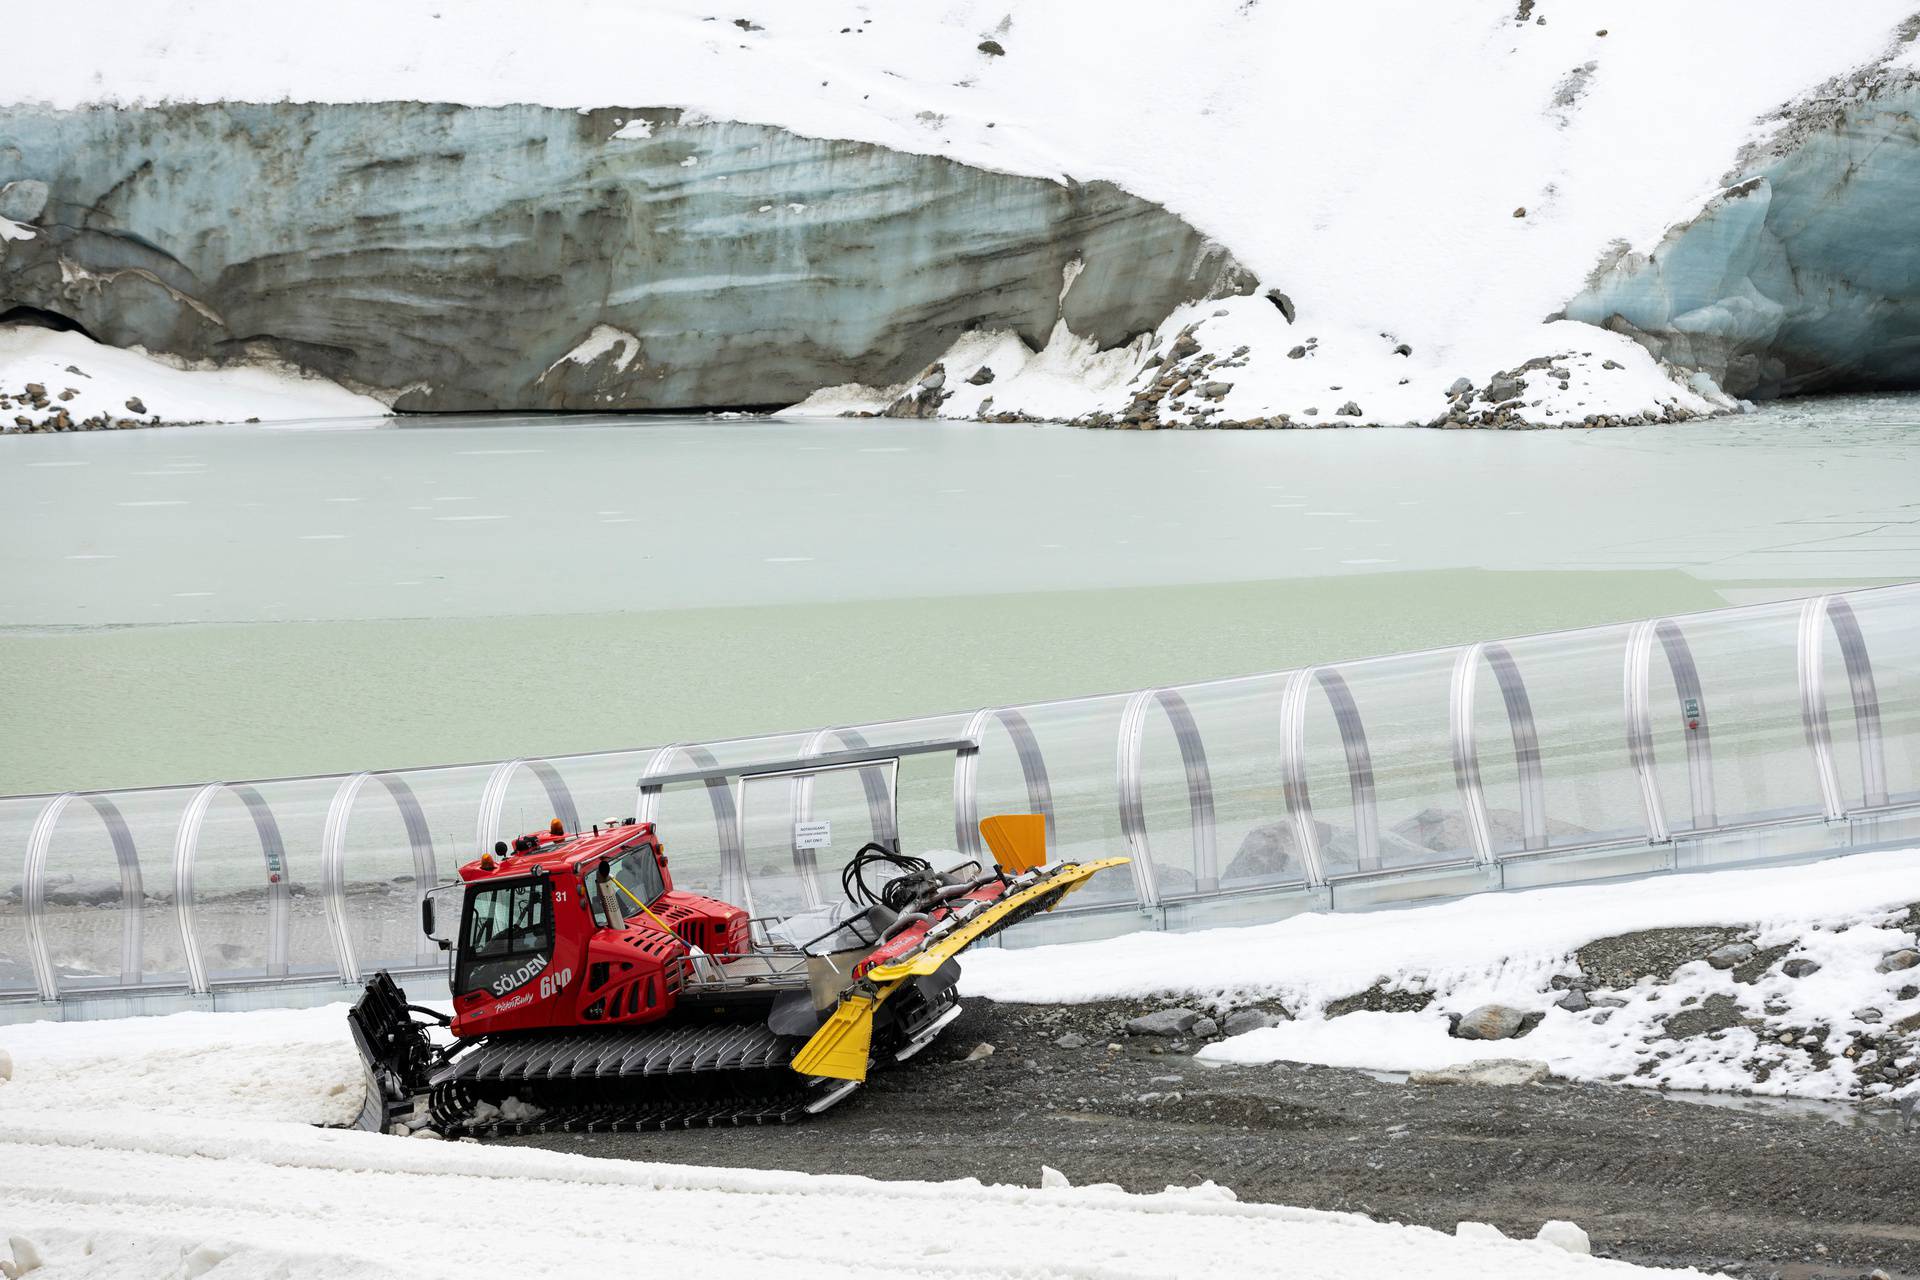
left=794, top=820, right=833, bottom=849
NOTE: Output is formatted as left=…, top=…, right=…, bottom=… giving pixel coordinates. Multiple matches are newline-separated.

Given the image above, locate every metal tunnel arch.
left=1623, top=618, right=1716, bottom=842
left=1116, top=687, right=1217, bottom=906
left=1278, top=667, right=1376, bottom=882
left=321, top=770, right=440, bottom=984
left=22, top=791, right=144, bottom=1000
left=1797, top=594, right=1888, bottom=817
left=952, top=707, right=1055, bottom=863
left=1448, top=642, right=1548, bottom=864
left=635, top=744, right=748, bottom=910
left=475, top=757, right=581, bottom=855
left=172, top=782, right=293, bottom=995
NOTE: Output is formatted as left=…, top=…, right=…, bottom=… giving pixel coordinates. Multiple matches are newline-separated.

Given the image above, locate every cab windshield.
left=601, top=840, right=666, bottom=918
left=456, top=878, right=552, bottom=995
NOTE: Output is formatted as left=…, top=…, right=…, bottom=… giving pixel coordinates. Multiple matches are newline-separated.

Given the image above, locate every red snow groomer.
left=350, top=812, right=1124, bottom=1136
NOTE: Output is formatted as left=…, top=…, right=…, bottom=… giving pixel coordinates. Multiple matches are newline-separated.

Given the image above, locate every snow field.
left=962, top=849, right=1920, bottom=1100
left=5, top=0, right=1914, bottom=425
left=0, top=1108, right=1699, bottom=1280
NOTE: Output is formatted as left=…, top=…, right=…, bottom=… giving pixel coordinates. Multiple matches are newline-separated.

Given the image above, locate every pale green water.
left=3, top=397, right=1917, bottom=795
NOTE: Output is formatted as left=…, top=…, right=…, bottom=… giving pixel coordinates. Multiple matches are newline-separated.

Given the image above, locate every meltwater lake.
left=3, top=395, right=1918, bottom=796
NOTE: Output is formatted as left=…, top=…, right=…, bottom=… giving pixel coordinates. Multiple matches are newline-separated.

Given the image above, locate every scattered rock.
left=1555, top=988, right=1590, bottom=1012
left=23, top=383, right=45, bottom=399
left=1325, top=983, right=1433, bottom=1019
left=1392, top=343, right=1412, bottom=357
left=1452, top=1004, right=1531, bottom=1041
left=1856, top=1008, right=1884, bottom=1024
left=964, top=1042, right=996, bottom=1061
left=732, top=17, right=763, bottom=31
left=1706, top=941, right=1757, bottom=970
left=1575, top=926, right=1745, bottom=989
left=1191, top=1016, right=1220, bottom=1039
left=1878, top=949, right=1919, bottom=973
left=1782, top=957, right=1822, bottom=979
left=1201, top=381, right=1233, bottom=399
left=1335, top=400, right=1362, bottom=417
left=966, top=366, right=995, bottom=386
left=1536, top=1221, right=1591, bottom=1256
left=1054, top=1032, right=1089, bottom=1050
left=124, top=397, right=147, bottom=416
left=1446, top=376, right=1473, bottom=397
left=976, top=38, right=1005, bottom=55
left=1512, top=206, right=1527, bottom=218
left=1410, top=1059, right=1550, bottom=1087
left=1128, top=1008, right=1201, bottom=1037
left=1265, top=288, right=1296, bottom=322
left=1601, top=358, right=1622, bottom=369
left=1662, top=993, right=1744, bottom=1040
left=1287, top=345, right=1307, bottom=359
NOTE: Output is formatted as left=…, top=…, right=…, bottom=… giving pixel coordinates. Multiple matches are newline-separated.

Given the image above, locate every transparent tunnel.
left=5, top=582, right=1919, bottom=1011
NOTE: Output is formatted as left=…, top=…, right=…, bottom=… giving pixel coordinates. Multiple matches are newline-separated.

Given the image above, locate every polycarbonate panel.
left=331, top=764, right=485, bottom=976
left=1843, top=585, right=1920, bottom=805
left=641, top=732, right=810, bottom=908
left=0, top=796, right=43, bottom=995
left=816, top=713, right=976, bottom=859
left=1670, top=602, right=1823, bottom=827
left=739, top=763, right=894, bottom=916
left=1141, top=677, right=1293, bottom=896
left=1493, top=625, right=1646, bottom=848
left=187, top=778, right=337, bottom=984
left=1321, top=650, right=1477, bottom=872
left=975, top=696, right=1134, bottom=908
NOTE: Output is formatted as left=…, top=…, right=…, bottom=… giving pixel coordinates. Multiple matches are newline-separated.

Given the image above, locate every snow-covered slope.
left=966, top=849, right=1920, bottom=1103
left=3, top=0, right=1914, bottom=426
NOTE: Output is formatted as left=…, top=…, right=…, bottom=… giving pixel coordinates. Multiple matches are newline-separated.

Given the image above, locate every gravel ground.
left=509, top=998, right=1918, bottom=1279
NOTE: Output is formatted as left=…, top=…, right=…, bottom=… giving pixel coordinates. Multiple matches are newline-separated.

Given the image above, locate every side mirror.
left=420, top=896, right=435, bottom=938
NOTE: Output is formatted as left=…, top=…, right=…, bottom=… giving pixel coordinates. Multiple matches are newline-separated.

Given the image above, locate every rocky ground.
left=1, top=374, right=167, bottom=432
left=511, top=996, right=1918, bottom=1279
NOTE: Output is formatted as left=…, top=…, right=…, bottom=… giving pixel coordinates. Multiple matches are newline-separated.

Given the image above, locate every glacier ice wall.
left=0, top=103, right=1252, bottom=411
left=1566, top=80, right=1920, bottom=399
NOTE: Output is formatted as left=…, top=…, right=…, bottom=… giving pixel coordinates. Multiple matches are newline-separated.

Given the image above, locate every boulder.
left=1410, top=1059, right=1549, bottom=1086
left=1452, top=1004, right=1530, bottom=1041
left=1446, top=376, right=1473, bottom=396
left=1054, top=1032, right=1088, bottom=1050
left=1222, top=1008, right=1283, bottom=1036
left=1878, top=949, right=1919, bottom=973
left=1705, top=941, right=1756, bottom=969
left=1555, top=988, right=1589, bottom=1012
left=1265, top=288, right=1296, bottom=322
left=977, top=38, right=1005, bottom=55
left=1127, top=1008, right=1202, bottom=1037
left=1782, top=957, right=1822, bottom=978
left=966, top=366, right=995, bottom=385
left=1190, top=1016, right=1219, bottom=1039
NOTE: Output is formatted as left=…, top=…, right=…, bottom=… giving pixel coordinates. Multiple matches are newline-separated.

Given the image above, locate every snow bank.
left=3, top=0, right=1911, bottom=426
left=0, top=327, right=387, bottom=429
left=963, top=849, right=1920, bottom=1100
